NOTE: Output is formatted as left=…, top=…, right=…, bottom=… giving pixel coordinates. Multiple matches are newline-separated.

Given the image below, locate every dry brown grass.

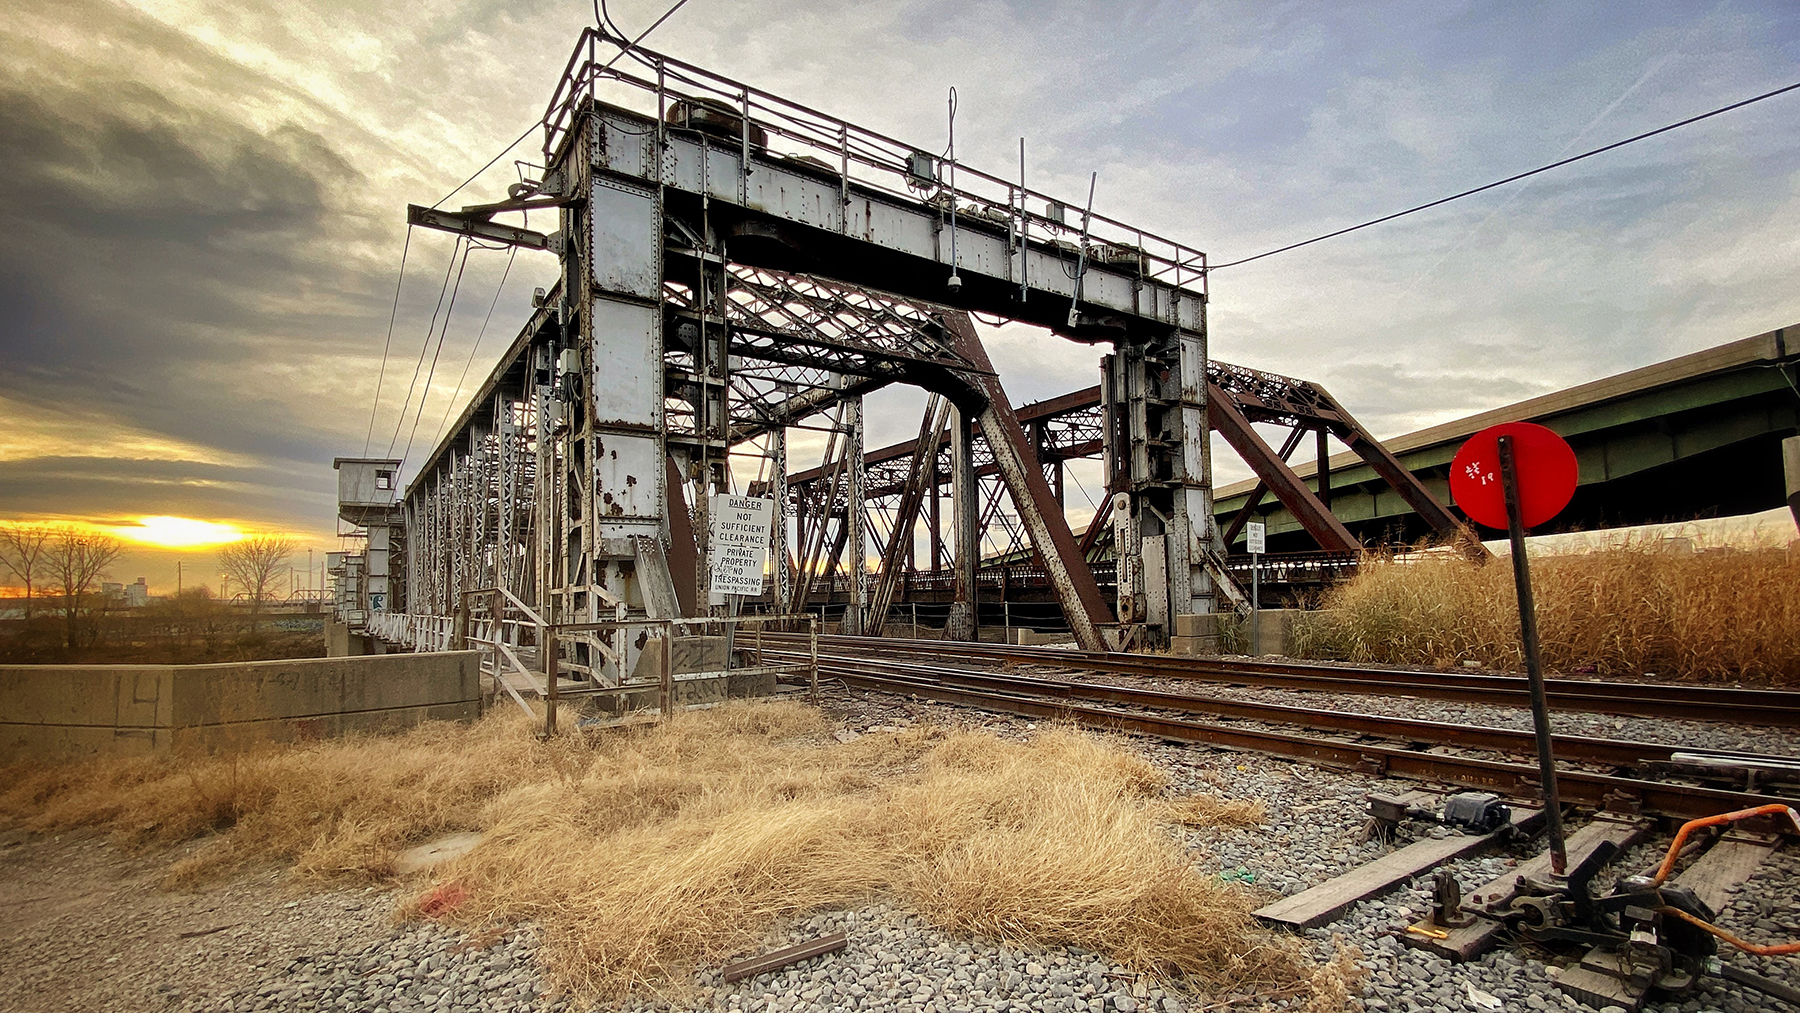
left=1155, top=794, right=1268, bottom=829
left=0, top=702, right=1354, bottom=1009
left=1312, top=543, right=1800, bottom=682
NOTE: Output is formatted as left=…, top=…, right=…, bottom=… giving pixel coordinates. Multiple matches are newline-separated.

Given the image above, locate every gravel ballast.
left=4, top=675, right=1797, bottom=1013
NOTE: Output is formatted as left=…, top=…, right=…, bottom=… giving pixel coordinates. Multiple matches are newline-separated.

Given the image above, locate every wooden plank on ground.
left=1676, top=832, right=1779, bottom=915
left=1255, top=808, right=1542, bottom=930
left=721, top=932, right=848, bottom=983
left=1467, top=815, right=1652, bottom=912
left=1559, top=949, right=1650, bottom=1013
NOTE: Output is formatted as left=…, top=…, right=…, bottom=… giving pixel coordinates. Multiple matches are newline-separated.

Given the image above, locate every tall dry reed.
left=1313, top=543, right=1800, bottom=682
left=0, top=703, right=1353, bottom=1009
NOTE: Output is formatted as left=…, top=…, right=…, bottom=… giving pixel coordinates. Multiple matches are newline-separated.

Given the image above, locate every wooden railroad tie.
left=721, top=931, right=849, bottom=984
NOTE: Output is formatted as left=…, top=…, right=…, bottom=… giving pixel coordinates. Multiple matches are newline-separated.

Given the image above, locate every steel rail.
left=765, top=650, right=1800, bottom=774
left=783, top=653, right=1799, bottom=823
left=762, top=633, right=1800, bottom=726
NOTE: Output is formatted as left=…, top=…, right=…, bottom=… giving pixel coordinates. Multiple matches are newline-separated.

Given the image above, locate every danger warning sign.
left=708, top=495, right=774, bottom=596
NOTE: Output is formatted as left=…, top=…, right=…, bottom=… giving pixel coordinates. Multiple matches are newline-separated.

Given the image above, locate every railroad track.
left=760, top=645, right=1800, bottom=824
left=762, top=632, right=1800, bottom=727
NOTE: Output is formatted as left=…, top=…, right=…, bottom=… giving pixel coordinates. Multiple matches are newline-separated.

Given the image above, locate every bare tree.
left=220, top=534, right=295, bottom=630
left=0, top=522, right=51, bottom=620
left=46, top=527, right=124, bottom=648
left=150, top=585, right=220, bottom=660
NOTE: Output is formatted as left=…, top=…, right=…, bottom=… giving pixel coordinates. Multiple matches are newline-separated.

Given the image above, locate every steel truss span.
left=332, top=28, right=1461, bottom=668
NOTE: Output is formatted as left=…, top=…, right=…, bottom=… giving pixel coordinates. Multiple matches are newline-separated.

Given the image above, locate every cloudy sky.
left=2, top=0, right=1797, bottom=591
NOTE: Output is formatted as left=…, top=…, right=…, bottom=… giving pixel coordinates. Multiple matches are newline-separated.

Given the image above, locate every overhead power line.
left=386, top=236, right=465, bottom=457
left=432, top=0, right=695, bottom=210
left=399, top=241, right=476, bottom=467
left=362, top=225, right=414, bottom=455
left=430, top=245, right=520, bottom=451
left=1209, top=79, right=1800, bottom=270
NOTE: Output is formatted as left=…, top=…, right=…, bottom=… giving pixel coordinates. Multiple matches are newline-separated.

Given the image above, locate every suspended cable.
left=400, top=241, right=476, bottom=468
left=434, top=0, right=695, bottom=211
left=432, top=128, right=539, bottom=212
left=1209, top=79, right=1800, bottom=270
left=386, top=236, right=465, bottom=456
left=431, top=245, right=519, bottom=450
left=1067, top=467, right=1096, bottom=509
left=363, top=225, right=414, bottom=455
left=595, top=0, right=625, bottom=37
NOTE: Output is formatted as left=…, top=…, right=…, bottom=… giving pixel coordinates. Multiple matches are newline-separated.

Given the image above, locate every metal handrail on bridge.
left=538, top=28, right=1208, bottom=298
left=432, top=589, right=823, bottom=737
left=522, top=613, right=822, bottom=738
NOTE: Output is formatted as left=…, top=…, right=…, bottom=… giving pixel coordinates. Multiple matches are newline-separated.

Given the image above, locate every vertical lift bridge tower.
left=399, top=29, right=1228, bottom=660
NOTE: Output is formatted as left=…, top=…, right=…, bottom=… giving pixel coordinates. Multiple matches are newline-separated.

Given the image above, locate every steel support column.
left=843, top=394, right=867, bottom=635
left=1102, top=328, right=1230, bottom=644
left=1316, top=428, right=1332, bottom=510
left=577, top=149, right=676, bottom=676
left=770, top=427, right=792, bottom=611
left=946, top=407, right=979, bottom=641
left=929, top=471, right=942, bottom=572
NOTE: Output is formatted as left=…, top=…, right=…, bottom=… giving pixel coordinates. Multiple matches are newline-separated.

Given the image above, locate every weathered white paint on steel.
left=590, top=178, right=663, bottom=299
left=593, top=436, right=664, bottom=526
left=593, top=109, right=1203, bottom=332
left=589, top=300, right=662, bottom=428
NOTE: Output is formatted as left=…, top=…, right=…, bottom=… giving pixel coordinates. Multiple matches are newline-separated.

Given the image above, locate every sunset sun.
left=107, top=515, right=247, bottom=549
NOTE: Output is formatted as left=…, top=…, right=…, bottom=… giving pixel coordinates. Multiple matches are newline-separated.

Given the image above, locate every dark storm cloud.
left=0, top=5, right=398, bottom=527
left=0, top=80, right=364, bottom=359
left=0, top=455, right=331, bottom=520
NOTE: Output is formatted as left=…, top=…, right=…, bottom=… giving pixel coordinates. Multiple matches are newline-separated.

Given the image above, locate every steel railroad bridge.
left=329, top=28, right=1475, bottom=671
left=805, top=323, right=1800, bottom=568
left=779, top=323, right=1800, bottom=620
left=777, top=357, right=1477, bottom=622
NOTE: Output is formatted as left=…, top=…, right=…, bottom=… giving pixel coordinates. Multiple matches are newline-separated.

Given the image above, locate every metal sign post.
left=1452, top=422, right=1577, bottom=876
left=1784, top=435, right=1799, bottom=529
left=1497, top=434, right=1568, bottom=875
left=1246, top=521, right=1265, bottom=656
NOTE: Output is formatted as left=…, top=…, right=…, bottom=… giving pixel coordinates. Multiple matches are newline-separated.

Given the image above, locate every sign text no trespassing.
left=708, top=495, right=774, bottom=597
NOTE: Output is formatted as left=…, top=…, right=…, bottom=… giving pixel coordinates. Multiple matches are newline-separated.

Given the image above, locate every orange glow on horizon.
left=106, top=516, right=247, bottom=548
left=0, top=516, right=308, bottom=551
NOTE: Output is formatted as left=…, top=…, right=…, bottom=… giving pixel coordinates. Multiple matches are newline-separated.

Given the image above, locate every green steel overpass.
left=1216, top=323, right=1800, bottom=552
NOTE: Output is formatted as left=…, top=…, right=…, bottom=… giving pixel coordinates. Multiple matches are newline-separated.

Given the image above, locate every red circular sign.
left=1449, top=422, right=1578, bottom=530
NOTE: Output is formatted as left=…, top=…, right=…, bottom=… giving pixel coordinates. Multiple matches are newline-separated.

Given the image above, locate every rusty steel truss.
left=785, top=360, right=1482, bottom=630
